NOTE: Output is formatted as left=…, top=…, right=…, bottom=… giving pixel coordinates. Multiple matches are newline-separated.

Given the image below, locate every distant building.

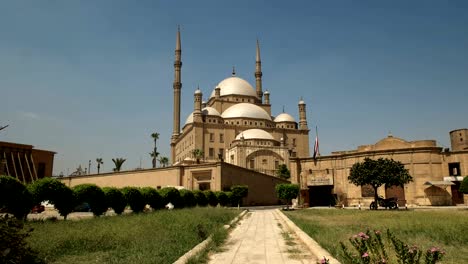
left=0, top=141, right=55, bottom=183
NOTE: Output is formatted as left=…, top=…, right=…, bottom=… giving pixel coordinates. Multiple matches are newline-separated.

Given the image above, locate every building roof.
left=209, top=76, right=257, bottom=98
left=274, top=113, right=296, bottom=122
left=221, top=103, right=272, bottom=120
left=235, top=129, right=275, bottom=140
left=185, top=107, right=221, bottom=125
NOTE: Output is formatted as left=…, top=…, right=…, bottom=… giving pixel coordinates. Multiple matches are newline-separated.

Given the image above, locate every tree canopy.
left=276, top=164, right=291, bottom=180
left=275, top=183, right=299, bottom=210
left=460, top=176, right=468, bottom=194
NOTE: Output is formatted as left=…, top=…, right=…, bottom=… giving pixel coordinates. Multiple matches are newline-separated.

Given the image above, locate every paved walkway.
left=208, top=209, right=318, bottom=264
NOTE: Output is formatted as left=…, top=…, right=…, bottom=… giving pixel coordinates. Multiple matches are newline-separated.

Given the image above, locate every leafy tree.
left=141, top=187, right=164, bottom=210
left=460, top=176, right=468, bottom=194
left=275, top=183, right=299, bottom=210
left=0, top=176, right=33, bottom=219
left=348, top=158, right=412, bottom=209
left=158, top=187, right=181, bottom=208
left=112, top=158, right=126, bottom=172
left=193, top=190, right=208, bottom=207
left=191, top=149, right=204, bottom=163
left=151, top=132, right=160, bottom=168
left=28, top=178, right=75, bottom=219
left=102, top=187, right=126, bottom=214
left=179, top=189, right=196, bottom=208
left=96, top=158, right=103, bottom=174
left=73, top=184, right=107, bottom=216
left=158, top=156, right=169, bottom=167
left=231, top=185, right=248, bottom=207
left=203, top=190, right=218, bottom=207
left=121, top=187, right=145, bottom=213
left=276, top=164, right=291, bottom=180
left=215, top=191, right=229, bottom=207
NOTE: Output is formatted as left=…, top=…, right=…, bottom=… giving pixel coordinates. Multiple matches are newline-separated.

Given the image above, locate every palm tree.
left=158, top=156, right=169, bottom=167
left=151, top=132, right=160, bottom=168
left=191, top=149, right=204, bottom=164
left=149, top=151, right=159, bottom=168
left=96, top=158, right=104, bottom=174
left=112, top=158, right=126, bottom=172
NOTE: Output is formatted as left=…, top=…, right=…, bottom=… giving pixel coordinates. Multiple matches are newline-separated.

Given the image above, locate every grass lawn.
left=284, top=209, right=468, bottom=263
left=26, top=208, right=239, bottom=264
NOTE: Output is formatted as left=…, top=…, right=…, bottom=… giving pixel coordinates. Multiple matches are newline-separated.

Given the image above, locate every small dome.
left=299, top=99, right=305, bottom=105
left=185, top=107, right=221, bottom=125
left=274, top=113, right=296, bottom=122
left=210, top=76, right=257, bottom=98
left=221, top=103, right=272, bottom=120
left=235, top=129, right=274, bottom=140
left=264, top=90, right=270, bottom=95
left=194, top=88, right=202, bottom=95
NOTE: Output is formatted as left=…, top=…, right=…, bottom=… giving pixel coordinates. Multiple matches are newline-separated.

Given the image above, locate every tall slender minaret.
left=172, top=26, right=182, bottom=143
left=255, top=39, right=263, bottom=103
left=298, top=98, right=308, bottom=130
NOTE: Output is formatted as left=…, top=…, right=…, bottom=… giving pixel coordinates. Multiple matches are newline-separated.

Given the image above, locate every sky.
left=1, top=1, right=467, bottom=175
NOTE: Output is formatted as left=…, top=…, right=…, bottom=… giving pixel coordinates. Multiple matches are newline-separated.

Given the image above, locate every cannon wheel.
left=388, top=201, right=398, bottom=210
left=369, top=201, right=378, bottom=210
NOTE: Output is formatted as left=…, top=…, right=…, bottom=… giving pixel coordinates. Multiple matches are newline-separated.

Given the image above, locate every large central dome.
left=221, top=103, right=272, bottom=120
left=210, top=76, right=257, bottom=98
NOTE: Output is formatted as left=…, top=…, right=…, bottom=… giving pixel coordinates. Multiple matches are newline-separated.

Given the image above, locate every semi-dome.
left=221, top=103, right=272, bottom=120
left=274, top=113, right=296, bottom=122
left=210, top=76, right=257, bottom=98
left=235, top=129, right=275, bottom=140
left=185, top=107, right=221, bottom=125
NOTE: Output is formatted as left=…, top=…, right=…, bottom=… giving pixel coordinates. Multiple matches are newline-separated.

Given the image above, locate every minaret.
left=193, top=87, right=202, bottom=123
left=298, top=98, right=308, bottom=130
left=264, top=90, right=270, bottom=104
left=255, top=39, right=263, bottom=103
left=171, top=26, right=182, bottom=143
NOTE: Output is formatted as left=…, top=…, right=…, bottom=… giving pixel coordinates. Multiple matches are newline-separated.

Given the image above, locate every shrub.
left=0, top=215, right=44, bottom=263
left=0, top=176, right=33, bottom=219
left=193, top=190, right=208, bottom=207
left=102, top=187, right=126, bottom=214
left=73, top=184, right=108, bottom=216
left=225, top=191, right=234, bottom=206
left=215, top=191, right=229, bottom=207
left=460, top=176, right=468, bottom=194
left=28, top=178, right=75, bottom=219
left=275, top=183, right=299, bottom=210
left=158, top=187, right=181, bottom=208
left=203, top=190, right=218, bottom=207
left=231, top=185, right=248, bottom=207
left=141, top=187, right=164, bottom=210
left=179, top=189, right=196, bottom=208
left=121, top=187, right=145, bottom=213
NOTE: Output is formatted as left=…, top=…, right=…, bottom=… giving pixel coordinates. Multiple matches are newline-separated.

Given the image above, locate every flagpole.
left=316, top=126, right=320, bottom=156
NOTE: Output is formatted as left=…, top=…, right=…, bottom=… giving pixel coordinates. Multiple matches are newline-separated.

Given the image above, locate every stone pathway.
left=208, top=209, right=318, bottom=264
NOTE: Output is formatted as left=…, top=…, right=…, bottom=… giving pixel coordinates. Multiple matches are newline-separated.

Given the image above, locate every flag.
left=313, top=126, right=319, bottom=159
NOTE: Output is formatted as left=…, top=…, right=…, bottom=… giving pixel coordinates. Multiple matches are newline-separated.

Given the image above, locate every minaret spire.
left=172, top=26, right=182, bottom=145
left=255, top=39, right=263, bottom=103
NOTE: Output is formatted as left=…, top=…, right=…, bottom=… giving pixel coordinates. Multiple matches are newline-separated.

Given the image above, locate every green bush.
left=193, top=190, right=208, bottom=207
left=225, top=191, right=234, bottom=206
left=0, top=215, right=44, bottom=263
left=121, top=187, right=145, bottom=213
left=275, top=183, right=299, bottom=210
left=215, top=191, right=229, bottom=207
left=460, top=176, right=468, bottom=194
left=203, top=190, right=218, bottom=207
left=141, top=187, right=164, bottom=210
left=28, top=178, right=75, bottom=219
left=158, top=187, right=181, bottom=208
left=0, top=176, right=33, bottom=219
left=231, top=185, right=248, bottom=207
left=179, top=189, right=196, bottom=208
left=73, top=184, right=107, bottom=216
left=102, top=187, right=126, bottom=214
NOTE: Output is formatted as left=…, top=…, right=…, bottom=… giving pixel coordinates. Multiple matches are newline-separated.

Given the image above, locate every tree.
left=348, top=158, right=412, bottom=209
left=28, top=178, right=75, bottom=219
left=276, top=164, right=291, bottom=180
left=112, top=158, right=126, bottom=172
left=151, top=132, right=160, bottom=168
left=231, top=185, right=248, bottom=207
left=0, top=176, right=33, bottom=219
left=102, top=187, right=126, bottom=214
left=158, top=156, right=169, bottom=167
left=149, top=151, right=159, bottom=168
left=275, top=184, right=299, bottom=210
left=73, top=184, right=107, bottom=216
left=191, top=149, right=204, bottom=163
left=460, top=176, right=468, bottom=194
left=141, top=187, right=164, bottom=210
left=96, top=158, right=103, bottom=174
left=215, top=191, right=229, bottom=207
left=121, top=187, right=145, bottom=213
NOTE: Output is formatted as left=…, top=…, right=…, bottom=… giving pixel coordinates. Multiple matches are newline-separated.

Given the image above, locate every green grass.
left=26, top=208, right=239, bottom=264
left=284, top=209, right=468, bottom=263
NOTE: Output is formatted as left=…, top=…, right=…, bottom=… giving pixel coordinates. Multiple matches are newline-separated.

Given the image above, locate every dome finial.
left=232, top=66, right=236, bottom=76
left=282, top=105, right=285, bottom=113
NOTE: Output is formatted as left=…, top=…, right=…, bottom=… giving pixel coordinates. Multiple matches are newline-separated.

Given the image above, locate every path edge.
left=275, top=209, right=341, bottom=264
left=174, top=209, right=248, bottom=264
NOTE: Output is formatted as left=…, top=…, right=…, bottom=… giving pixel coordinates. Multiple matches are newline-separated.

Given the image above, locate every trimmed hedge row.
left=0, top=175, right=248, bottom=220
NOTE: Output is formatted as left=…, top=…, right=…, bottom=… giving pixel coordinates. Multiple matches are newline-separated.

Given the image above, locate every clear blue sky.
left=1, top=1, right=467, bottom=175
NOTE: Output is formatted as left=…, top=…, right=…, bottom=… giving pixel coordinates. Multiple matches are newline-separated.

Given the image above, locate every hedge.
left=28, top=178, right=75, bottom=219
left=215, top=191, right=229, bottom=207
left=158, top=187, right=181, bottom=208
left=179, top=189, right=196, bottom=208
left=121, top=187, right=145, bottom=213
left=0, top=176, right=33, bottom=219
left=193, top=190, right=208, bottom=207
left=73, top=184, right=108, bottom=216
left=102, top=187, right=126, bottom=214
left=203, top=190, right=218, bottom=207
left=141, top=187, right=164, bottom=210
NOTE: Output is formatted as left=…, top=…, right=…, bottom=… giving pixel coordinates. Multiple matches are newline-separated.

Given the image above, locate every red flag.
left=313, top=135, right=319, bottom=159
